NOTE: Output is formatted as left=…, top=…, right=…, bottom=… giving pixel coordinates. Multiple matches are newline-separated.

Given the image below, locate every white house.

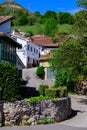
left=31, top=35, right=59, bottom=56
left=11, top=31, right=40, bottom=68
left=31, top=35, right=59, bottom=80
left=0, top=16, right=25, bottom=71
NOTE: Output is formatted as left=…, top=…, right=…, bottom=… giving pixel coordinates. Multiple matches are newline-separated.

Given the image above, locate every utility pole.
left=7, top=0, right=14, bottom=13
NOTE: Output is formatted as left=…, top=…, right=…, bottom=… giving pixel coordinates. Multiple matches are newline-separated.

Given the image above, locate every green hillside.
left=0, top=1, right=73, bottom=40
left=0, top=1, right=32, bottom=15
left=12, top=24, right=72, bottom=36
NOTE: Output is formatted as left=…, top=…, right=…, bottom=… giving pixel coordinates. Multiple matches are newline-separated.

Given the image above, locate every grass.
left=29, top=96, right=58, bottom=105
left=58, top=24, right=72, bottom=34
left=37, top=119, right=55, bottom=125
left=12, top=24, right=72, bottom=35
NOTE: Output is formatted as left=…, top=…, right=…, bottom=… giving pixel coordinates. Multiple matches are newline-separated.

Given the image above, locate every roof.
left=0, top=16, right=13, bottom=25
left=0, top=32, right=22, bottom=48
left=31, top=35, right=59, bottom=47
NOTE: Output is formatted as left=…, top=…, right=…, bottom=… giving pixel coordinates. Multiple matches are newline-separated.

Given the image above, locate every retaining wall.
left=0, top=97, right=71, bottom=126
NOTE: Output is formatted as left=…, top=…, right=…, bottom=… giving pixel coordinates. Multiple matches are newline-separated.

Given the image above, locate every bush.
left=0, top=62, right=21, bottom=102
left=57, top=86, right=68, bottom=98
left=45, top=86, right=67, bottom=98
left=36, top=66, right=45, bottom=79
left=39, top=84, right=49, bottom=96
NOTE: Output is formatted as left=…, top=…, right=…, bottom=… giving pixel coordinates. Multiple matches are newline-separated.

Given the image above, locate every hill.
left=0, top=1, right=73, bottom=41
left=0, top=1, right=32, bottom=16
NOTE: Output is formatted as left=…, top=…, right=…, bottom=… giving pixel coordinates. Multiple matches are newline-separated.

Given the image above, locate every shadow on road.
left=78, top=98, right=87, bottom=105
left=67, top=109, right=84, bottom=120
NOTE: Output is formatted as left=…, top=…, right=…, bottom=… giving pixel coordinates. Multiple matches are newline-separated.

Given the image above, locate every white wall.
left=16, top=38, right=27, bottom=67
left=40, top=47, right=57, bottom=56
left=15, top=36, right=39, bottom=67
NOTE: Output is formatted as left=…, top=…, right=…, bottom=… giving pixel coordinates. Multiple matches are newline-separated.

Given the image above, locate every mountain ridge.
left=0, top=1, right=33, bottom=15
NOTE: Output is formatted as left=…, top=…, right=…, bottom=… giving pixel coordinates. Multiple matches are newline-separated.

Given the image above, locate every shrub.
left=57, top=86, right=68, bottom=98
left=36, top=66, right=45, bottom=79
left=0, top=62, right=21, bottom=102
left=39, top=84, right=49, bottom=96
left=45, top=86, right=67, bottom=98
left=45, top=88, right=58, bottom=98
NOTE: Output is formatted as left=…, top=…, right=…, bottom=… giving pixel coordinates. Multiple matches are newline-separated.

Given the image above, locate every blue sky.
left=0, top=0, right=80, bottom=14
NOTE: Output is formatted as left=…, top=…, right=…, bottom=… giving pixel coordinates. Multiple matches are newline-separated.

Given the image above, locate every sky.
left=0, top=0, right=80, bottom=14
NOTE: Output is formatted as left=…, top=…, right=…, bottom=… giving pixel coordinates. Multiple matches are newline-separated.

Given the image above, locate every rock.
left=33, top=115, right=40, bottom=120
left=22, top=115, right=29, bottom=120
left=28, top=117, right=35, bottom=124
left=4, top=110, right=9, bottom=114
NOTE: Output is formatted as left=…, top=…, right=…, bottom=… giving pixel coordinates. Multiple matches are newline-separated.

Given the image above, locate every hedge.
left=45, top=86, right=68, bottom=98
left=39, top=84, right=49, bottom=96
left=0, top=62, right=21, bottom=101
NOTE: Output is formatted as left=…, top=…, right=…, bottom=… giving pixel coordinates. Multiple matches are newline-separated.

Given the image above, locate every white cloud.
left=69, top=8, right=81, bottom=14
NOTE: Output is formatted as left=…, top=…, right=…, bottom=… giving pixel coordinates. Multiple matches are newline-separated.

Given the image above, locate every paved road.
left=1, top=95, right=87, bottom=130
left=60, top=95, right=87, bottom=128
left=1, top=124, right=87, bottom=130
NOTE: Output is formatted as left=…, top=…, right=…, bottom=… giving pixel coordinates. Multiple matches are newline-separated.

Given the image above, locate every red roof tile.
left=0, top=16, right=13, bottom=25
left=31, top=35, right=59, bottom=47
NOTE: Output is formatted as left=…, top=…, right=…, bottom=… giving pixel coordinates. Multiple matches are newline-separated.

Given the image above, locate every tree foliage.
left=36, top=66, right=45, bottom=79
left=57, top=12, right=74, bottom=24
left=73, top=10, right=87, bottom=45
left=77, top=0, right=87, bottom=9
left=18, top=15, right=29, bottom=25
left=0, top=62, right=21, bottom=101
left=44, top=11, right=57, bottom=20
left=44, top=17, right=58, bottom=37
left=50, top=39, right=87, bottom=90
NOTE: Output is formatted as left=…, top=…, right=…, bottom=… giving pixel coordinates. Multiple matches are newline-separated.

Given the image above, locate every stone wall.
left=0, top=100, right=4, bottom=126
left=2, top=97, right=71, bottom=126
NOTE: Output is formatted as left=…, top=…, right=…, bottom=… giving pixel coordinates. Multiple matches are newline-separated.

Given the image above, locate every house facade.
left=0, top=16, right=13, bottom=34
left=11, top=31, right=40, bottom=68
left=31, top=35, right=59, bottom=80
left=0, top=32, right=21, bottom=65
left=31, top=35, right=59, bottom=56
left=39, top=51, right=55, bottom=80
left=0, top=16, right=25, bottom=70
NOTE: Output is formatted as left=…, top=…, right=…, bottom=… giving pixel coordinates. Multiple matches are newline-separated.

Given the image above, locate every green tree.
left=50, top=39, right=87, bottom=90
left=36, top=23, right=43, bottom=34
left=57, top=12, right=74, bottom=24
left=72, top=1, right=87, bottom=45
left=0, top=62, right=21, bottom=101
left=18, top=15, right=29, bottom=25
left=44, top=11, right=57, bottom=20
left=44, top=17, right=58, bottom=37
left=77, top=0, right=87, bottom=9
left=73, top=10, right=87, bottom=45
left=36, top=66, right=45, bottom=79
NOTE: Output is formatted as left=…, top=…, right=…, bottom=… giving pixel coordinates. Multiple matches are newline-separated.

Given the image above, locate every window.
left=34, top=48, right=35, bottom=53
left=36, top=49, right=38, bottom=54
left=31, top=47, right=32, bottom=52
left=28, top=45, right=30, bottom=50
left=28, top=56, right=30, bottom=62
